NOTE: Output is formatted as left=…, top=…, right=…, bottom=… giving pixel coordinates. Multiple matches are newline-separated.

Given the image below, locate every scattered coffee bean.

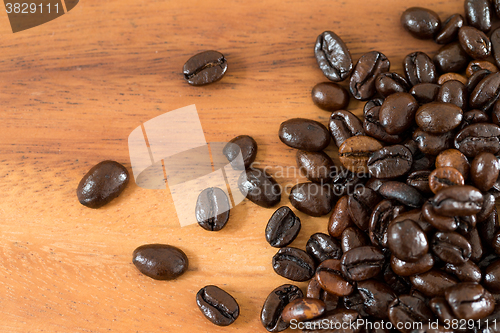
left=350, top=51, right=390, bottom=100
left=132, top=244, right=188, bottom=280
left=401, top=7, right=441, bottom=39
left=311, top=82, right=350, bottom=111
left=183, top=50, right=227, bottom=86
left=238, top=167, right=281, bottom=208
left=265, top=206, right=301, bottom=248
left=196, top=285, right=239, bottom=326
left=261, top=284, right=303, bottom=332
left=223, top=135, right=257, bottom=169
left=195, top=187, right=231, bottom=231
left=296, top=150, right=335, bottom=183
left=272, top=247, right=315, bottom=281
left=289, top=182, right=333, bottom=217
left=329, top=110, right=365, bottom=147
left=315, top=31, right=353, bottom=82
left=279, top=118, right=330, bottom=151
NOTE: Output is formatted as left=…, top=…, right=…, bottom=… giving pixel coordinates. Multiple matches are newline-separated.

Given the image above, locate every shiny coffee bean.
left=445, top=282, right=495, bottom=320
left=443, top=260, right=482, bottom=283
left=429, top=297, right=457, bottom=322
left=388, top=219, right=428, bottom=262
left=328, top=195, right=353, bottom=238
left=470, top=73, right=500, bottom=111
left=223, top=135, right=257, bottom=169
left=422, top=201, right=458, bottom=231
left=306, top=277, right=339, bottom=312
left=339, top=135, right=383, bottom=174
left=380, top=92, right=419, bottom=135
left=331, top=169, right=360, bottom=196
left=315, top=31, right=353, bottom=82
left=466, top=60, right=498, bottom=77
left=410, top=83, right=441, bottom=104
left=459, top=26, right=491, bottom=60
left=415, top=102, right=463, bottom=133
left=369, top=200, right=405, bottom=248
left=471, top=152, right=500, bottom=191
left=431, top=231, right=472, bottom=265
left=341, top=246, right=385, bottom=281
left=183, top=50, right=227, bottom=86
left=477, top=192, right=496, bottom=222
left=265, top=206, right=301, bottom=248
left=460, top=109, right=490, bottom=130
left=403, top=52, right=438, bottom=86
left=363, top=106, right=405, bottom=144
left=364, top=98, right=385, bottom=115
left=388, top=295, right=434, bottom=333
left=428, top=167, right=464, bottom=194
left=311, top=82, right=349, bottom=111
left=466, top=68, right=492, bottom=94
left=76, top=160, right=129, bottom=209
left=454, top=123, right=500, bottom=157
left=464, top=0, right=492, bottom=32
left=436, top=80, right=468, bottom=110
left=296, top=150, right=335, bottom=183
left=357, top=280, right=396, bottom=319
left=279, top=118, right=330, bottom=151
left=478, top=209, right=499, bottom=252
left=431, top=185, right=483, bottom=217
left=367, top=145, right=413, bottom=179
left=350, top=51, right=390, bottom=100
left=413, top=128, right=455, bottom=155
left=306, top=233, right=342, bottom=264
left=378, top=181, right=425, bottom=208
left=410, top=269, right=458, bottom=297
left=348, top=187, right=382, bottom=231
left=393, top=209, right=433, bottom=234
left=195, top=187, right=231, bottom=231
left=301, top=309, right=362, bottom=333
left=407, top=170, right=432, bottom=194
left=272, top=247, right=315, bottom=281
left=435, top=13, right=465, bottom=44
left=391, top=253, right=434, bottom=276
left=289, top=182, right=333, bottom=217
left=484, top=260, right=500, bottom=293
left=329, top=110, right=365, bottom=147
left=494, top=100, right=500, bottom=125
left=492, top=28, right=500, bottom=69
left=315, top=259, right=354, bottom=296
left=238, top=167, right=281, bottom=208
left=436, top=149, right=470, bottom=178
left=261, top=284, right=303, bottom=332
left=132, top=244, right=188, bottom=280
left=375, top=72, right=410, bottom=97
left=433, top=42, right=469, bottom=73
left=437, top=73, right=467, bottom=85
left=341, top=226, right=370, bottom=252
left=196, top=285, right=239, bottom=326
left=401, top=7, right=441, bottom=39
left=281, top=298, right=326, bottom=323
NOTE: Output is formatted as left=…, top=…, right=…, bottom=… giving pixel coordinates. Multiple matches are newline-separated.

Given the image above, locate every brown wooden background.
left=0, top=0, right=476, bottom=332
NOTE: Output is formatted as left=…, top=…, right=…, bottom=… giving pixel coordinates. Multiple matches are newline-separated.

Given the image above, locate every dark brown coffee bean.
left=455, top=123, right=500, bottom=157
left=183, top=50, right=227, bottom=86
left=401, top=7, right=441, bottom=39
left=306, top=277, right=339, bottom=312
left=265, top=206, right=301, bottom=248
left=272, top=247, right=316, bottom=282
left=311, top=82, right=350, bottom=111
left=465, top=0, right=492, bottom=32
left=77, top=160, right=129, bottom=208
left=410, top=83, right=441, bottom=104
left=378, top=181, right=425, bottom=208
left=315, top=31, right=353, bottom=82
left=223, top=135, right=257, bottom=169
left=279, top=118, right=330, bottom=151
left=195, top=187, right=231, bottom=231
left=492, top=28, right=500, bottom=69
left=391, top=253, right=434, bottom=276
left=132, top=244, right=188, bottom=280
left=289, top=182, right=333, bottom=217
left=196, top=285, right=239, bottom=326
left=341, top=226, right=370, bottom=253
left=467, top=68, right=492, bottom=94
left=436, top=80, right=468, bottom=110
left=339, top=135, right=383, bottom=174
left=238, top=167, right=281, bottom=208
left=433, top=42, right=470, bottom=73
left=393, top=209, right=433, bottom=233
left=494, top=100, right=500, bottom=126
left=484, top=260, right=500, bottom=293
left=388, top=295, right=434, bottom=333
left=329, top=110, right=365, bottom=147
left=471, top=152, right=500, bottom=191
left=407, top=171, right=432, bottom=194
left=422, top=201, right=458, bottom=231
left=380, top=92, right=419, bottom=135
left=435, top=13, right=465, bottom=44
left=478, top=209, right=499, bottom=252
left=357, top=280, right=396, bottom=319
left=306, top=233, right=342, bottom=264
left=460, top=109, right=490, bottom=130
left=350, top=51, right=390, bottom=100
left=470, top=72, right=500, bottom=111
left=388, top=219, right=428, bottom=262
left=369, top=200, right=405, bottom=248
left=331, top=168, right=364, bottom=196
left=416, top=102, right=463, bottom=133
left=438, top=73, right=467, bottom=85
left=315, top=259, right=354, bottom=296
left=341, top=246, right=385, bottom=281
left=375, top=72, right=410, bottom=97
left=403, top=52, right=438, bottom=86
left=281, top=298, right=326, bottom=323
left=367, top=145, right=413, bottom=179
left=477, top=192, right=496, bottom=222
left=431, top=185, right=483, bottom=217
left=261, top=284, right=303, bottom=332
left=459, top=26, right=491, bottom=60
left=428, top=167, right=465, bottom=194
left=348, top=187, right=382, bottom=231
left=413, top=129, right=455, bottom=155
left=296, top=150, right=335, bottom=183
left=443, top=260, right=482, bottom=283
left=429, top=297, right=457, bottom=322
left=466, top=60, right=498, bottom=77
left=302, top=309, right=362, bottom=333
left=445, top=282, right=495, bottom=320
left=436, top=149, right=470, bottom=178
left=328, top=195, right=353, bottom=238
left=363, top=106, right=405, bottom=144
left=410, top=269, right=458, bottom=297
left=431, top=231, right=472, bottom=265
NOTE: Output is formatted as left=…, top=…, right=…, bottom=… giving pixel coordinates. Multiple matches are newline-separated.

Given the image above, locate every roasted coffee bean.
left=306, top=233, right=342, bottom=264
left=315, top=259, right=354, bottom=296
left=465, top=0, right=492, bottom=32
left=76, top=160, right=129, bottom=209
left=223, top=135, right=257, bottom=169
left=272, top=247, right=315, bottom=282
left=436, top=80, right=468, bottom=110
left=366, top=177, right=387, bottom=192
left=471, top=152, right=500, bottom=191
left=477, top=192, right=496, bottom=222
left=281, top=298, right=326, bottom=323
left=306, top=277, right=339, bottom=312
left=415, top=102, right=463, bottom=133
left=403, top=52, right=437, bottom=86
left=329, top=110, right=365, bottom=147
left=388, top=295, right=434, bottom=333
left=388, top=219, right=428, bottom=262
left=331, top=168, right=364, bottom=196
left=183, top=50, right=227, bottom=86
left=445, top=282, right=495, bottom=320
left=494, top=100, right=500, bottom=125
left=195, top=187, right=231, bottom=231
left=348, top=187, right=382, bottom=231
left=363, top=106, right=405, bottom=144
left=470, top=73, right=500, bottom=111
left=380, top=92, right=419, bottom=135
left=476, top=304, right=500, bottom=333
left=357, top=280, right=396, bottom=319
left=296, top=150, right=335, bottom=183
left=467, top=68, right=493, bottom=95
left=261, top=284, right=303, bottom=332
left=367, top=145, right=413, bottom=179
left=437, top=73, right=467, bottom=85
left=315, top=31, right=353, bottom=82
left=364, top=98, right=385, bottom=116
left=196, top=285, right=239, bottom=326
left=311, top=82, right=350, bottom=111
left=455, top=123, right=500, bottom=157
left=429, top=297, right=457, bottom=322
left=478, top=209, right=499, bottom=252
left=132, top=244, right=188, bottom=280
left=391, top=253, right=434, bottom=276
left=410, top=83, right=441, bottom=104
left=428, top=167, right=465, bottom=194
left=375, top=72, right=410, bottom=97
left=369, top=200, right=405, bottom=248
left=350, top=51, right=390, bottom=100
left=422, top=201, right=458, bottom=231
left=378, top=181, right=425, bottom=208
left=492, top=28, right=500, bottom=69
left=433, top=42, right=470, bottom=73
left=435, top=13, right=465, bottom=44
left=238, top=167, right=281, bottom=208
left=466, top=60, right=498, bottom=77
left=484, top=260, right=500, bottom=293
left=436, top=149, right=470, bottom=178
left=459, top=26, right=491, bottom=60
left=431, top=185, right=483, bottom=217
left=407, top=170, right=432, bottom=194
left=413, top=128, right=455, bottom=155
left=401, top=7, right=441, bottom=39
left=341, top=246, right=385, bottom=281
left=301, top=309, right=362, bottom=333
left=265, top=206, right=301, bottom=248
left=339, top=135, right=383, bottom=174
left=461, top=109, right=490, bottom=130
left=431, top=231, right=472, bottom=265
left=328, top=195, right=353, bottom=238
left=443, top=260, right=482, bottom=283
left=289, top=182, right=333, bottom=217
left=393, top=209, right=433, bottom=234
left=410, top=269, right=458, bottom=297
left=341, top=226, right=370, bottom=253
left=279, top=118, right=330, bottom=151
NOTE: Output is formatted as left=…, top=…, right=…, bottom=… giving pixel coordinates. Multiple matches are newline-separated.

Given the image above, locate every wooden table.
left=0, top=0, right=476, bottom=331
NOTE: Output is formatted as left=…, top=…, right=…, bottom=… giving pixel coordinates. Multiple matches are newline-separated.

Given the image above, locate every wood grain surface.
left=0, top=0, right=483, bottom=332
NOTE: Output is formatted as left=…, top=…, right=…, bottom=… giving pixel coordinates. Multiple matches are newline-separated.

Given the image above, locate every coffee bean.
left=363, top=106, right=405, bottom=144
left=348, top=187, right=382, bottom=231
left=433, top=42, right=470, bottom=73
left=279, top=118, right=330, bottom=151
left=436, top=149, right=470, bottom=178
left=431, top=231, right=472, bottom=265
left=341, top=226, right=370, bottom=253
left=393, top=209, right=433, bottom=233
left=265, top=206, right=301, bottom=248
left=132, top=244, right=188, bottom=280
left=261, top=284, right=303, bottom=332
left=391, top=253, right=435, bottom=277
left=76, top=160, right=129, bottom=209
left=339, top=135, right=383, bottom=173
left=367, top=144, right=413, bottom=179
left=465, top=0, right=492, bottom=32
left=183, top=50, right=227, bottom=86
left=436, top=81, right=468, bottom=110
left=484, top=260, right=500, bottom=293
left=388, top=219, right=428, bottom=262
left=470, top=73, right=500, bottom=111
left=380, top=92, right=419, bottom=135
left=343, top=290, right=371, bottom=317
left=466, top=60, right=498, bottom=77
left=281, top=298, right=326, bottom=323
left=443, top=260, right=482, bottom=283
left=410, top=269, right=458, bottom=297
left=306, top=277, right=339, bottom=312
left=461, top=109, right=490, bottom=130
left=329, top=110, right=365, bottom=147
left=375, top=72, right=410, bottom=97
left=315, top=259, right=354, bottom=296
left=296, top=150, right=335, bottom=183
left=435, top=13, right=465, bottom=44
left=311, top=82, right=349, bottom=111
left=459, top=26, right=491, bottom=60
left=289, top=182, right=333, bottom=217
left=422, top=201, right=458, bottom=231
left=272, top=247, right=316, bottom=281
left=328, top=195, right=353, bottom=237
left=378, top=181, right=425, bottom=208
left=428, top=167, right=465, bottom=194
left=407, top=171, right=432, bottom=194
left=492, top=28, right=500, bottom=69
left=357, top=280, right=396, bottom=319
left=413, top=128, right=455, bottom=155
left=445, top=282, right=495, bottom=320
left=306, top=233, right=342, bottom=264
left=223, top=135, right=257, bottom=169
left=477, top=192, right=496, bottom=222
left=416, top=102, right=463, bottom=134
left=315, top=31, right=353, bottom=82
left=467, top=68, right=493, bottom=94
left=196, top=285, right=239, bottom=326
left=341, top=246, right=385, bottom=281
left=195, top=187, right=231, bottom=231
left=429, top=297, right=457, bottom=322
left=388, top=295, right=434, bottom=333
left=471, top=152, right=500, bottom=191
left=403, top=52, right=437, bottom=86
left=437, top=73, right=467, bottom=85
left=369, top=200, right=405, bottom=248
left=302, top=309, right=362, bottom=333
left=456, top=123, right=500, bottom=157
left=332, top=168, right=364, bottom=196
left=478, top=209, right=499, bottom=252
left=431, top=185, right=483, bottom=217
left=350, top=51, right=390, bottom=100
left=401, top=7, right=441, bottom=39
left=238, top=167, right=281, bottom=208
left=410, top=83, right=441, bottom=104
